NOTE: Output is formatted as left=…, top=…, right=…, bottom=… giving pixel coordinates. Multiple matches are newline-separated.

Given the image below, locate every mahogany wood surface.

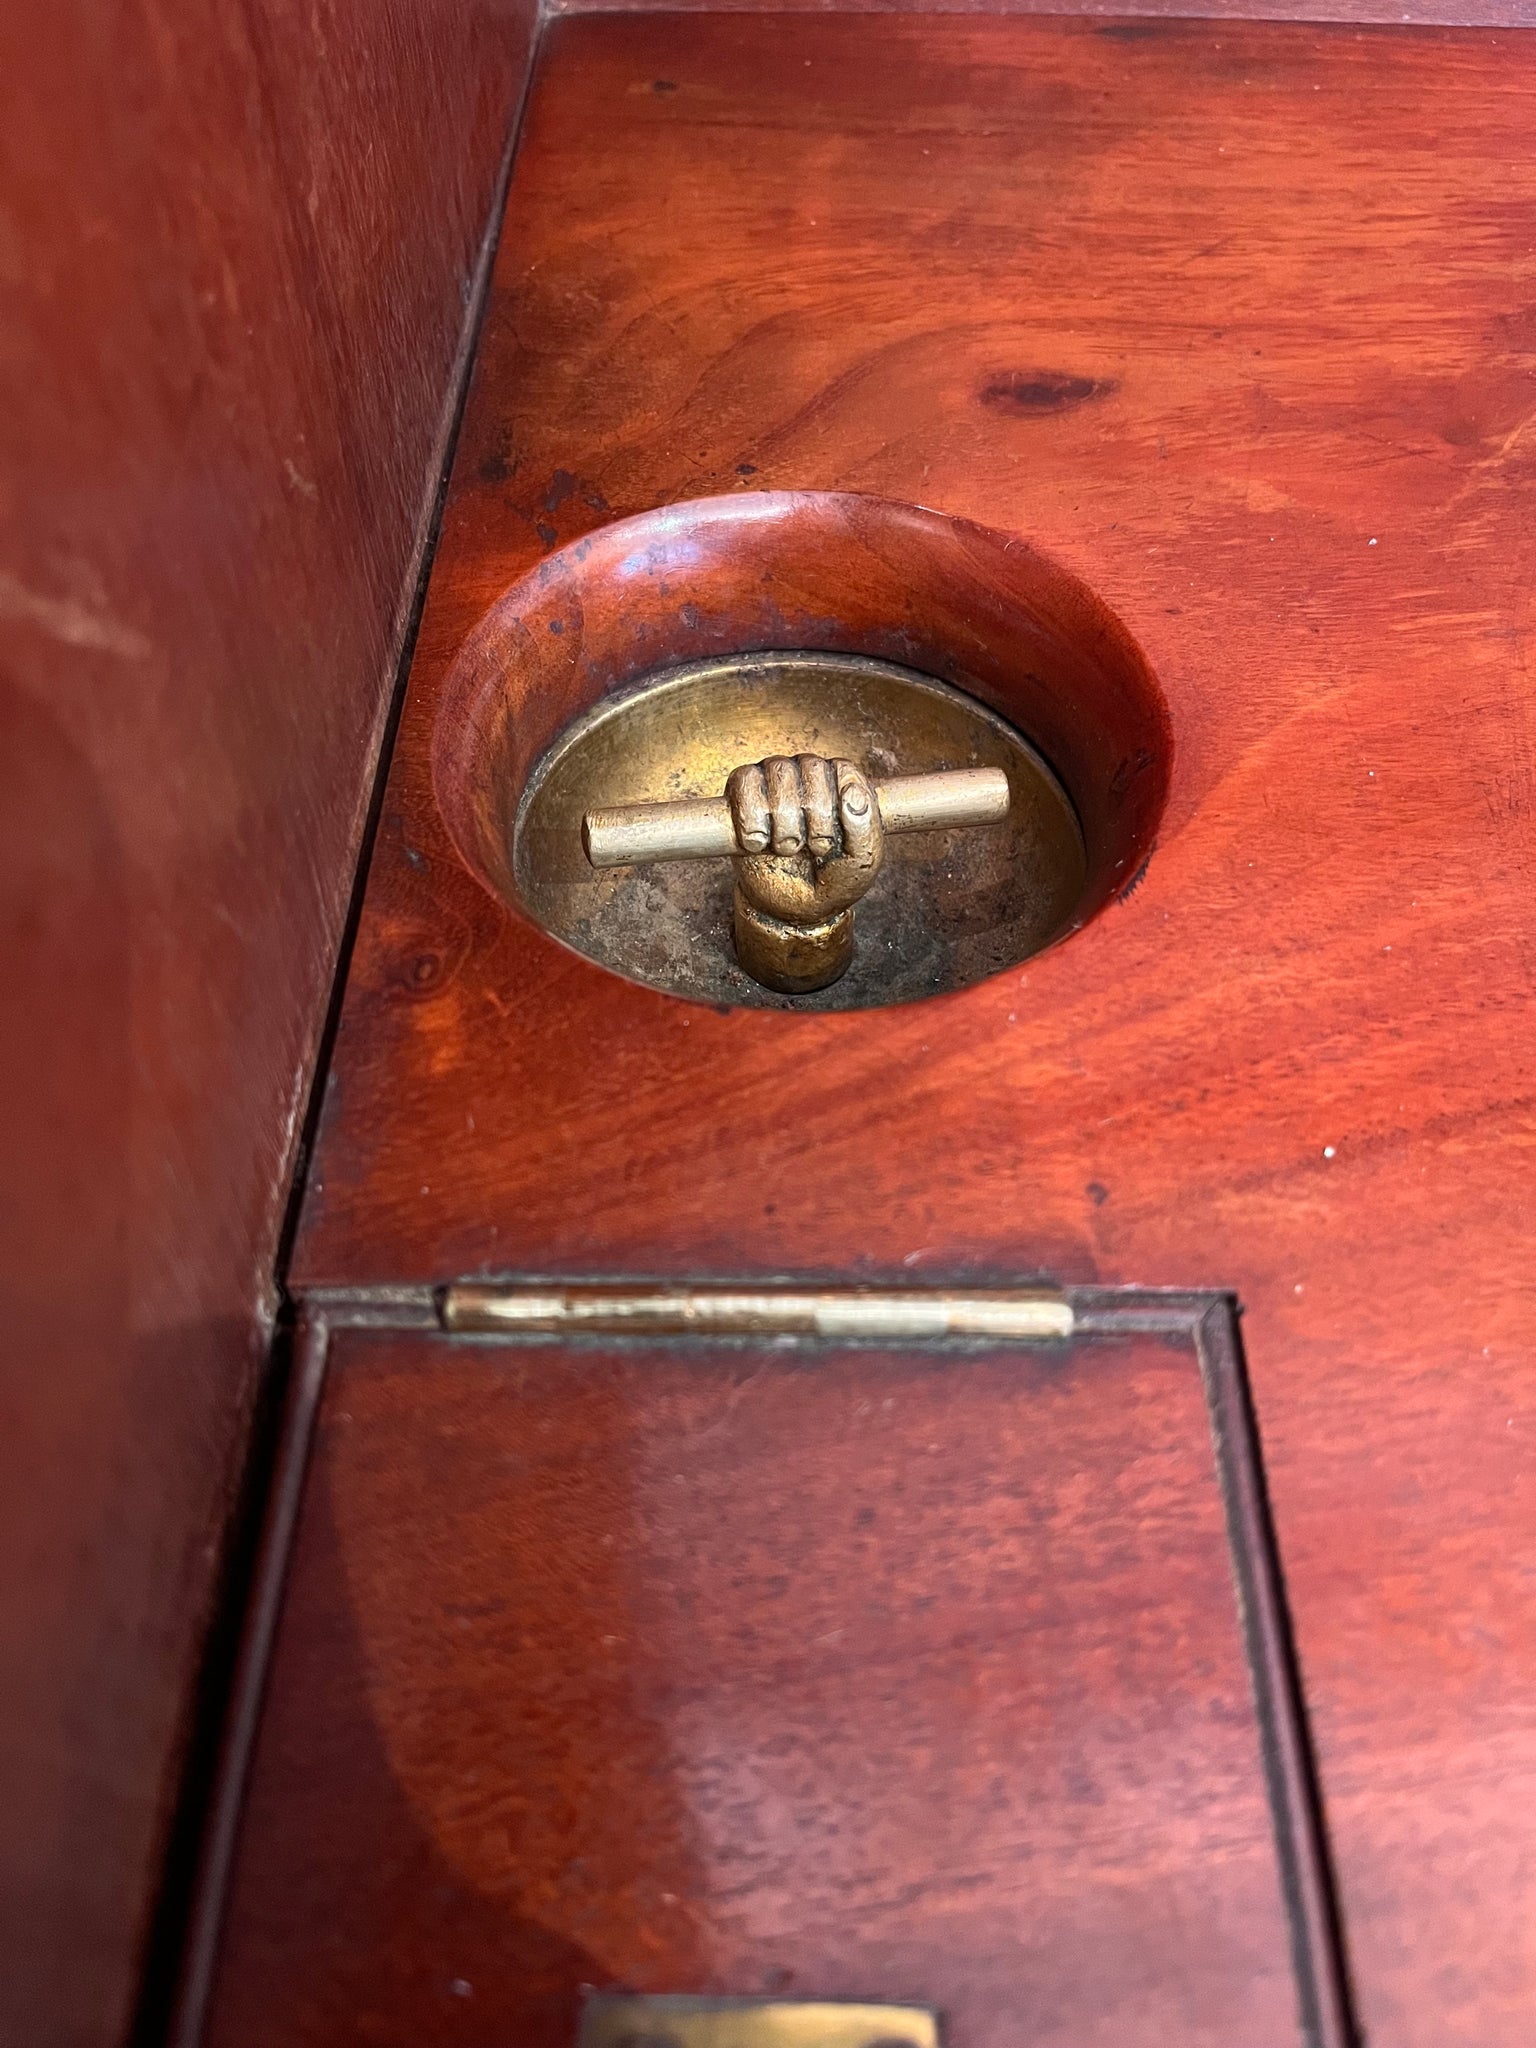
left=205, top=1324, right=1306, bottom=2048
left=0, top=6, right=536, bottom=2044
left=553, top=0, right=1536, bottom=21
left=287, top=17, right=1536, bottom=2042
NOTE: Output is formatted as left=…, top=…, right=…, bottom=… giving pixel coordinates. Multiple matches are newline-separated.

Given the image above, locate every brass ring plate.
left=513, top=652, right=1088, bottom=1010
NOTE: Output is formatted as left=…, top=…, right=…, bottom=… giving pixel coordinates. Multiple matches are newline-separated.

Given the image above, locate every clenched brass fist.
left=724, top=753, right=885, bottom=992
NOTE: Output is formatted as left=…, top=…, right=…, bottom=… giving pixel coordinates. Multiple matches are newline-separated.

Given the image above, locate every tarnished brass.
left=726, top=751, right=875, bottom=992
left=582, top=764, right=1009, bottom=866
left=440, top=1282, right=1075, bottom=1341
left=643, top=749, right=881, bottom=992
left=733, top=890, right=856, bottom=993
left=586, top=756, right=1010, bottom=993
left=514, top=652, right=1087, bottom=1010
left=576, top=1996, right=940, bottom=2048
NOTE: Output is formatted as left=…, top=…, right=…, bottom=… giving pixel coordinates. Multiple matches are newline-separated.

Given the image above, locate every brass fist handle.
left=583, top=756, right=1009, bottom=994
left=728, top=755, right=885, bottom=990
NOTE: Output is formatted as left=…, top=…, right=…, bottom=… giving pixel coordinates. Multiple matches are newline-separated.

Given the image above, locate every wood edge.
left=166, top=1314, right=335, bottom=2048
left=279, top=10, right=546, bottom=1294
left=543, top=1, right=1536, bottom=25
left=1191, top=1299, right=1360, bottom=2048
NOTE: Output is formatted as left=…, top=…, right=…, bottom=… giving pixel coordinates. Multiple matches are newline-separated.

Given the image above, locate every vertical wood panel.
left=0, top=5, right=537, bottom=2044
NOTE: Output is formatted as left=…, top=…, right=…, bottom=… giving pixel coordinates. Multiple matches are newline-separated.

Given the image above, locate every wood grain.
left=552, top=0, right=1536, bottom=24
left=0, top=5, right=536, bottom=2044
left=203, top=1323, right=1306, bottom=2048
left=289, top=16, right=1536, bottom=2042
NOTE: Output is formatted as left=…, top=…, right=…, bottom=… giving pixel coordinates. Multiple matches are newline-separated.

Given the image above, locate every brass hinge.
left=439, top=1282, right=1072, bottom=1342
left=576, top=1996, right=940, bottom=2048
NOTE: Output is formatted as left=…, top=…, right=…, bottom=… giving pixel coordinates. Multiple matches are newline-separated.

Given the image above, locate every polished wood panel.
left=205, top=1322, right=1306, bottom=2048
left=290, top=17, right=1536, bottom=2041
left=0, top=5, right=536, bottom=2043
left=552, top=0, right=1536, bottom=21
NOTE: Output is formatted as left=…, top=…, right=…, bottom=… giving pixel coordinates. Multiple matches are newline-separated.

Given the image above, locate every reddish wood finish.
left=287, top=17, right=1536, bottom=2043
left=205, top=1324, right=1303, bottom=2048
left=0, top=6, right=536, bottom=2043
left=552, top=0, right=1536, bottom=23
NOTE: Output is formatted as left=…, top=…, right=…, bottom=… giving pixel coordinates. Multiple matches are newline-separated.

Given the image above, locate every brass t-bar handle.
left=582, top=765, right=1009, bottom=867
left=581, top=758, right=1010, bottom=995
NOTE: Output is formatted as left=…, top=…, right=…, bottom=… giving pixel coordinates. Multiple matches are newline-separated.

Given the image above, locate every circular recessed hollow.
left=434, top=491, right=1169, bottom=1012
left=518, top=653, right=1085, bottom=1008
